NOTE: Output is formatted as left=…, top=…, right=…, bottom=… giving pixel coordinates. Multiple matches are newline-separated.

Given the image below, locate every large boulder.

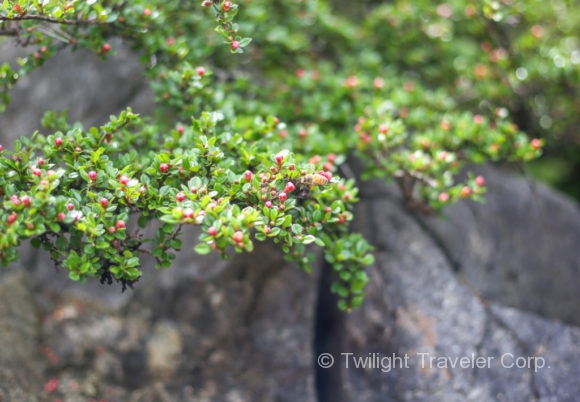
left=420, top=164, right=580, bottom=326
left=340, top=177, right=580, bottom=401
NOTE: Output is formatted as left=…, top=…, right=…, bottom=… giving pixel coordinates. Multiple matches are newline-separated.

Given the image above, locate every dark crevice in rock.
left=314, top=258, right=348, bottom=402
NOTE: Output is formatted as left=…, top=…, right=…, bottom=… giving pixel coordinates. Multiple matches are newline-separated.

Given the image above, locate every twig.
left=0, top=15, right=106, bottom=26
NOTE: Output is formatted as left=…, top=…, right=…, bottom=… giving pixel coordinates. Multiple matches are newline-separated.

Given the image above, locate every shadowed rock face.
left=0, top=38, right=154, bottom=146
left=1, top=39, right=580, bottom=401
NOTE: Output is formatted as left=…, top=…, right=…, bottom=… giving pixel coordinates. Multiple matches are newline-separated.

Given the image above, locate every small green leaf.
left=194, top=242, right=212, bottom=255
left=302, top=235, right=317, bottom=244
left=55, top=235, right=68, bottom=250
left=361, top=254, right=375, bottom=266
left=291, top=223, right=303, bottom=234
left=239, top=37, right=252, bottom=47
left=339, top=271, right=351, bottom=281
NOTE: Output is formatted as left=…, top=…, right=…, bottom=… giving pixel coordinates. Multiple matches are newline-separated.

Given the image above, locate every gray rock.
left=123, top=242, right=318, bottom=402
left=0, top=272, right=43, bottom=401
left=337, top=175, right=580, bottom=402
left=0, top=38, right=154, bottom=146
left=420, top=165, right=580, bottom=326
left=0, top=241, right=316, bottom=401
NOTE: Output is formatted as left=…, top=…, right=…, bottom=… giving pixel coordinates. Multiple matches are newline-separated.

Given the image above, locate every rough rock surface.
left=342, top=182, right=580, bottom=402
left=2, top=243, right=317, bottom=401
left=0, top=272, right=43, bottom=401
left=0, top=38, right=154, bottom=146
left=420, top=164, right=580, bottom=326
left=1, top=35, right=580, bottom=402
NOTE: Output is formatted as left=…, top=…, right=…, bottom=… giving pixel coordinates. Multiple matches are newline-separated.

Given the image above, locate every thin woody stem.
left=0, top=14, right=106, bottom=26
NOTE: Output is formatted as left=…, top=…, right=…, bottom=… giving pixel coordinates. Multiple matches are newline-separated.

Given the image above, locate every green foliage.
left=1, top=0, right=564, bottom=310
